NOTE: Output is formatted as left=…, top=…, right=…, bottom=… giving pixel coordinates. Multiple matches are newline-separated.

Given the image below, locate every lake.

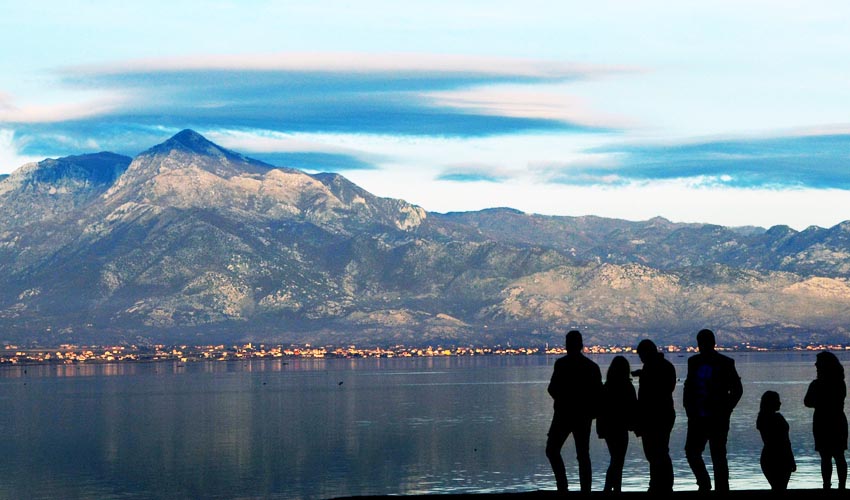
left=0, top=351, right=845, bottom=499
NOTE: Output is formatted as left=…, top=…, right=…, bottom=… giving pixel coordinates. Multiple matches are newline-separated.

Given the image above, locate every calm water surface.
left=0, top=352, right=845, bottom=498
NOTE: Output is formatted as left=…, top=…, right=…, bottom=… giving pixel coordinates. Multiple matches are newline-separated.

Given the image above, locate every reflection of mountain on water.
left=2, top=130, right=850, bottom=346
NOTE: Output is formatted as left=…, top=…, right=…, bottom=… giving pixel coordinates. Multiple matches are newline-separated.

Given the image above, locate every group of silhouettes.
left=546, top=329, right=848, bottom=493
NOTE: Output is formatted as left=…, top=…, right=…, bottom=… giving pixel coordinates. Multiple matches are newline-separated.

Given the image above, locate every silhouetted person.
left=757, top=390, right=795, bottom=491
left=634, top=339, right=676, bottom=493
left=804, top=351, right=848, bottom=490
left=683, top=329, right=743, bottom=492
left=546, top=330, right=603, bottom=493
left=597, top=355, right=637, bottom=492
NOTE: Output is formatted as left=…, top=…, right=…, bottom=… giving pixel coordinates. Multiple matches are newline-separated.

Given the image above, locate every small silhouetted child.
left=757, top=390, right=796, bottom=491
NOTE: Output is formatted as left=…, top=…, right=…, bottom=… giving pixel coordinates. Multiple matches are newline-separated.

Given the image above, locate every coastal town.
left=1, top=341, right=848, bottom=365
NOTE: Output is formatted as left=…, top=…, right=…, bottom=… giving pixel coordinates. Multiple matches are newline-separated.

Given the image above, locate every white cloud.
left=438, top=162, right=517, bottom=182
left=205, top=129, right=368, bottom=155
left=65, top=52, right=632, bottom=80
left=0, top=91, right=129, bottom=123
left=0, top=129, right=41, bottom=173
left=347, top=165, right=850, bottom=230
left=0, top=91, right=13, bottom=111
left=425, top=84, right=633, bottom=129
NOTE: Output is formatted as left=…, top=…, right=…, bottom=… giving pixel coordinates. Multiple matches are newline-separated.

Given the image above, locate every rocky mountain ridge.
left=1, top=130, right=848, bottom=347
left=0, top=152, right=131, bottom=227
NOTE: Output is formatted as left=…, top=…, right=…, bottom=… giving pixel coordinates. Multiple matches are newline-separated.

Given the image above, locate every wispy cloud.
left=534, top=134, right=850, bottom=190
left=424, top=86, right=631, bottom=129
left=2, top=53, right=628, bottom=158
left=65, top=52, right=630, bottom=81
left=0, top=91, right=128, bottom=124
left=531, top=154, right=628, bottom=186
left=204, top=129, right=384, bottom=171
left=0, top=129, right=41, bottom=172
left=249, top=152, right=377, bottom=172
left=436, top=163, right=514, bottom=183
left=8, top=123, right=176, bottom=158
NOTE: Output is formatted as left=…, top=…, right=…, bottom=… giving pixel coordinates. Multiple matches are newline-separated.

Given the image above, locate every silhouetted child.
left=757, top=390, right=795, bottom=491
left=804, top=351, right=848, bottom=489
left=597, top=355, right=637, bottom=492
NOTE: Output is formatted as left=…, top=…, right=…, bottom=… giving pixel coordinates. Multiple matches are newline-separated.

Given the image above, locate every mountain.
left=1, top=130, right=849, bottom=347
left=100, top=129, right=425, bottom=232
left=0, top=152, right=131, bottom=227
left=434, top=210, right=850, bottom=278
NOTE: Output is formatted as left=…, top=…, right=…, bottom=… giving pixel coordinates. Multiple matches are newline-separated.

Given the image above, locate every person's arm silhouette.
left=728, top=359, right=743, bottom=413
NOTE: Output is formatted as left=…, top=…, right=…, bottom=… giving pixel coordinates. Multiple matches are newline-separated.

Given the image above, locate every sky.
left=2, top=1, right=850, bottom=229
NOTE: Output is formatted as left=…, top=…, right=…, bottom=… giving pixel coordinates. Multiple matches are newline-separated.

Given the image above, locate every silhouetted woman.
left=804, top=351, right=848, bottom=489
left=597, top=355, right=637, bottom=492
left=757, top=390, right=795, bottom=490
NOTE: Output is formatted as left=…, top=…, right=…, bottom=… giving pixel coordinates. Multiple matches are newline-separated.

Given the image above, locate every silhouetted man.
left=634, top=339, right=677, bottom=493
left=546, top=330, right=602, bottom=493
left=684, top=329, right=743, bottom=492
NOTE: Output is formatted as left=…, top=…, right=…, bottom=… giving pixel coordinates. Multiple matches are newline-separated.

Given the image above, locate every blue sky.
left=2, top=1, right=850, bottom=229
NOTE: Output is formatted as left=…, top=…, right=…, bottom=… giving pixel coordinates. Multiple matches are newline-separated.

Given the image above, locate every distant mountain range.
left=1, top=130, right=849, bottom=347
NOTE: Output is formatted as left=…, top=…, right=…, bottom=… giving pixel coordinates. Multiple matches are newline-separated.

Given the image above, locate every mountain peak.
left=134, top=129, right=273, bottom=176
left=168, top=129, right=213, bottom=147
left=828, top=220, right=850, bottom=235
left=143, top=129, right=263, bottom=166
left=766, top=224, right=796, bottom=236
left=152, top=129, right=226, bottom=156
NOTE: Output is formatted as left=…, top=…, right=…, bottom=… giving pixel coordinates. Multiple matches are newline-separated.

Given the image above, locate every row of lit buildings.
left=2, top=341, right=848, bottom=365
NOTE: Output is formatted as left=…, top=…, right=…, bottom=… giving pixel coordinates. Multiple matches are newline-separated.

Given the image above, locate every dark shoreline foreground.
left=335, top=489, right=844, bottom=500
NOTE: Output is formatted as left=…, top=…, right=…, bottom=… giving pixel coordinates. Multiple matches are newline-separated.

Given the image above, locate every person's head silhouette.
left=607, top=355, right=631, bottom=382
left=815, top=351, right=844, bottom=381
left=565, top=330, right=583, bottom=354
left=697, top=329, right=716, bottom=353
left=636, top=339, right=658, bottom=363
left=760, top=390, right=781, bottom=413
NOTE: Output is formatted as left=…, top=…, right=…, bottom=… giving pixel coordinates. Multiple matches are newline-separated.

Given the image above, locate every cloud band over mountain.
left=443, top=133, right=850, bottom=190
left=2, top=53, right=624, bottom=159
left=589, top=134, right=850, bottom=190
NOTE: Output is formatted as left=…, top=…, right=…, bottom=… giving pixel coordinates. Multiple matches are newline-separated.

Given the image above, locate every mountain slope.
left=0, top=152, right=131, bottom=227
left=435, top=210, right=850, bottom=278
left=0, top=130, right=849, bottom=346
left=101, top=130, right=425, bottom=233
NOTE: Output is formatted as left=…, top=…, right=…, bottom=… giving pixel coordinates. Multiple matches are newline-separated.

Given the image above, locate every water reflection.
left=0, top=358, right=331, bottom=379
left=0, top=352, right=844, bottom=498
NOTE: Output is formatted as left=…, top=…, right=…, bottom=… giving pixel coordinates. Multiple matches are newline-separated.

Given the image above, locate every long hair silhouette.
left=816, top=351, right=844, bottom=382
left=606, top=355, right=631, bottom=384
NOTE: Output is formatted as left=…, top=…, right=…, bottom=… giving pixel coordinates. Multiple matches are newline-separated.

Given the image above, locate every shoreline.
left=0, top=345, right=843, bottom=367
left=334, top=489, right=845, bottom=499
